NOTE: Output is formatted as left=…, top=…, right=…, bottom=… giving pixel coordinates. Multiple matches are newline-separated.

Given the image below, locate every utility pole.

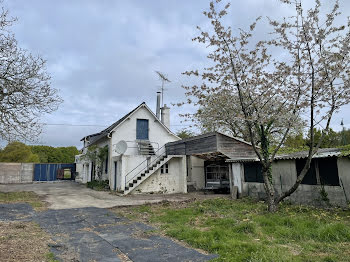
left=341, top=119, right=347, bottom=145
left=155, top=71, right=171, bottom=107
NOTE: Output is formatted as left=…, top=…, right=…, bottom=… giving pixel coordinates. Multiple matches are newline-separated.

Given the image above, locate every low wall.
left=0, top=163, right=34, bottom=184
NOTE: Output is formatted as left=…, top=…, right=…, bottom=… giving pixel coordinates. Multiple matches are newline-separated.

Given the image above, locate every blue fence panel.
left=34, top=163, right=76, bottom=181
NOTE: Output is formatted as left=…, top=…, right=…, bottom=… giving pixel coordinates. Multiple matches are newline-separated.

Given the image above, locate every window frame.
left=161, top=163, right=169, bottom=174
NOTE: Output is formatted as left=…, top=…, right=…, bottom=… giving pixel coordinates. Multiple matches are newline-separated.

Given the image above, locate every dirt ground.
left=0, top=181, right=228, bottom=210
left=0, top=221, right=53, bottom=262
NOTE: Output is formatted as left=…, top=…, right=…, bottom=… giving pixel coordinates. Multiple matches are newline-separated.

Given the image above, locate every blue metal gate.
left=34, top=163, right=76, bottom=181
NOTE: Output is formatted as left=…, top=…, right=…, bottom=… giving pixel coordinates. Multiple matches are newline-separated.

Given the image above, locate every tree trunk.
left=268, top=199, right=278, bottom=212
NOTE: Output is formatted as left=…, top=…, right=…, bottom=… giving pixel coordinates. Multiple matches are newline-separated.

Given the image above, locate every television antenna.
left=155, top=71, right=171, bottom=107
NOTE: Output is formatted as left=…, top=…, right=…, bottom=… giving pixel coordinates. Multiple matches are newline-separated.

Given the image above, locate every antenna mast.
left=155, top=71, right=171, bottom=107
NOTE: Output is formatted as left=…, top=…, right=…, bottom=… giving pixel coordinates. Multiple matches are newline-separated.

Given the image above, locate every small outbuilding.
left=165, top=132, right=256, bottom=192
left=227, top=148, right=350, bottom=206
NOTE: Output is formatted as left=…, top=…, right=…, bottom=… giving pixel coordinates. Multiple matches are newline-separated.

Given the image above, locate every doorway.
left=114, top=162, right=117, bottom=191
left=136, top=119, right=149, bottom=140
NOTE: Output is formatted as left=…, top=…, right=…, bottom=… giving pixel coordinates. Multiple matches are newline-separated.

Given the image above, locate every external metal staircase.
left=123, top=146, right=172, bottom=195
left=137, top=140, right=155, bottom=155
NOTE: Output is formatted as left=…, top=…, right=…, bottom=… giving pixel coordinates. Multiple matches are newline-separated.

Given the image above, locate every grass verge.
left=114, top=198, right=350, bottom=262
left=0, top=191, right=46, bottom=211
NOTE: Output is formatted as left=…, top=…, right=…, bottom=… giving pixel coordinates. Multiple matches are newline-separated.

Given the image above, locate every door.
left=114, top=162, right=117, bottom=191
left=136, top=119, right=149, bottom=140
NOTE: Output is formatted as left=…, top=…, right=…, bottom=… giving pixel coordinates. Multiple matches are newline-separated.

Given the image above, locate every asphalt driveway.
left=0, top=203, right=216, bottom=262
left=0, top=182, right=223, bottom=261
left=0, top=181, right=225, bottom=209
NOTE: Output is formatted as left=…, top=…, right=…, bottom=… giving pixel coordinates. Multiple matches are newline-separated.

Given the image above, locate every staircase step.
left=133, top=179, right=138, bottom=183
left=141, top=173, right=145, bottom=177
left=129, top=183, right=134, bottom=187
left=137, top=177, right=141, bottom=180
left=125, top=187, right=129, bottom=191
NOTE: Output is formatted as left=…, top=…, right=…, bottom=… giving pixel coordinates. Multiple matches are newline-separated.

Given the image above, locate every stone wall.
left=0, top=163, right=34, bottom=184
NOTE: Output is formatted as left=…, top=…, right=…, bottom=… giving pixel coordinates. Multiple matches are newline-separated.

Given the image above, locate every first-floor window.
left=161, top=163, right=169, bottom=174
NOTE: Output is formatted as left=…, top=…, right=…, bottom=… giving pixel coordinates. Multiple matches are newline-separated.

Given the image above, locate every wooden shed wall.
left=217, top=134, right=256, bottom=159
left=166, top=134, right=218, bottom=155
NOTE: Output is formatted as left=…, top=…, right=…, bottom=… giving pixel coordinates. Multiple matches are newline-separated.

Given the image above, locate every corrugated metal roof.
left=226, top=148, right=343, bottom=163
left=275, top=148, right=341, bottom=160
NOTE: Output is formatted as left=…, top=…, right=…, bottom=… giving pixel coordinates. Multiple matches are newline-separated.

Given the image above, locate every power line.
left=40, top=123, right=192, bottom=127
left=41, top=123, right=108, bottom=127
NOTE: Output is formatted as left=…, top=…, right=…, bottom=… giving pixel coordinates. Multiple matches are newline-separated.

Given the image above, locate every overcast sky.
left=2, top=0, right=350, bottom=148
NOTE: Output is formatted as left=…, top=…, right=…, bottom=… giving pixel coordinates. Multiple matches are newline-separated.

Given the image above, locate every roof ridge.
left=80, top=102, right=145, bottom=141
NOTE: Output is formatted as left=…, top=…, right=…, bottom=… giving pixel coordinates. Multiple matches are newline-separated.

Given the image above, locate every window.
left=244, top=162, right=264, bottom=183
left=105, top=152, right=108, bottom=173
left=296, top=159, right=317, bottom=185
left=296, top=158, right=339, bottom=186
left=136, top=119, right=149, bottom=140
left=161, top=163, right=169, bottom=174
left=205, top=164, right=229, bottom=181
left=318, top=158, right=339, bottom=186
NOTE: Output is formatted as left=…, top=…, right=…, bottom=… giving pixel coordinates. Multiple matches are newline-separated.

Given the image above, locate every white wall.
left=132, top=156, right=187, bottom=194
left=188, top=156, right=205, bottom=190
left=231, top=163, right=243, bottom=193
left=110, top=106, right=179, bottom=157
left=337, top=157, right=350, bottom=202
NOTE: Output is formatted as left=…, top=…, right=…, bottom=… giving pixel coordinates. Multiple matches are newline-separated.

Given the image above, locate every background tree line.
left=284, top=128, right=350, bottom=150
left=0, top=141, right=79, bottom=163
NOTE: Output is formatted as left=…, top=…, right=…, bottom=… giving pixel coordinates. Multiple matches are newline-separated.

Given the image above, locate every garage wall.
left=188, top=156, right=205, bottom=190
left=0, top=163, right=34, bottom=184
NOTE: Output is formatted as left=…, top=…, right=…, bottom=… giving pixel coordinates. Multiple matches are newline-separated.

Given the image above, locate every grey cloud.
left=1, top=0, right=350, bottom=147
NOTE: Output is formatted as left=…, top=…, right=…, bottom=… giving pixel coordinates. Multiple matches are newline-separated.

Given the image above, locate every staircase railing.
left=124, top=145, right=167, bottom=190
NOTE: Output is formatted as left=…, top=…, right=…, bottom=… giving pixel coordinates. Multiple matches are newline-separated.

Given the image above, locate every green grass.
left=0, top=191, right=46, bottom=210
left=46, top=252, right=59, bottom=262
left=116, top=198, right=350, bottom=262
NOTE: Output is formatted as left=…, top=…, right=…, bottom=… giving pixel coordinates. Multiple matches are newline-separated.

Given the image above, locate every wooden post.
left=228, top=164, right=237, bottom=199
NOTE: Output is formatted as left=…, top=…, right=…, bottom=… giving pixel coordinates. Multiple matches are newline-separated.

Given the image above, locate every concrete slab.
left=0, top=181, right=227, bottom=209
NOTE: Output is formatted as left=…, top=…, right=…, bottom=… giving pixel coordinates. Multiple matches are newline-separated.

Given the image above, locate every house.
left=227, top=148, right=350, bottom=206
left=75, top=94, right=185, bottom=194
left=75, top=96, right=350, bottom=206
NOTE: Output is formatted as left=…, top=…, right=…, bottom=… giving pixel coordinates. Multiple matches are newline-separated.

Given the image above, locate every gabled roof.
left=81, top=102, right=179, bottom=145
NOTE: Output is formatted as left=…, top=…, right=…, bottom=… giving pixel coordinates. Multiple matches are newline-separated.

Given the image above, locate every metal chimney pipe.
left=156, top=92, right=161, bottom=119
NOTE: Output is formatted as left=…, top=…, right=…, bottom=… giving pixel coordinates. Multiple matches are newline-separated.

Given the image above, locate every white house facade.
left=75, top=101, right=186, bottom=195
